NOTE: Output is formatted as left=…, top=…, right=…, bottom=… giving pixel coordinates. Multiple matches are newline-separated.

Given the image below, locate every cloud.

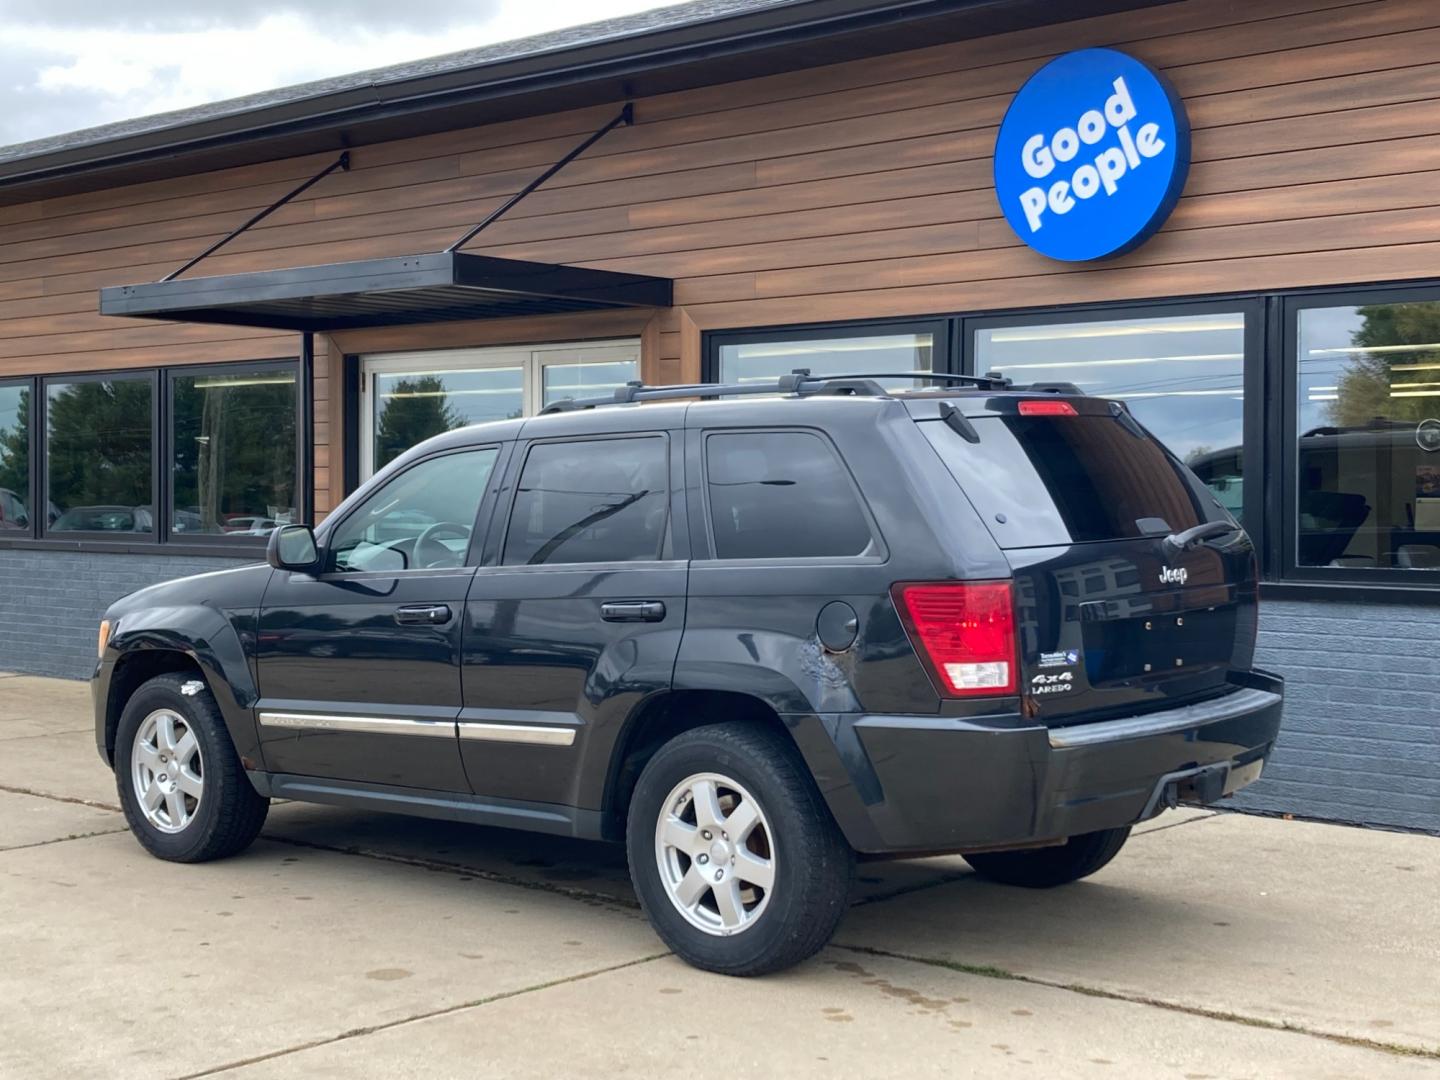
left=0, top=0, right=662, bottom=148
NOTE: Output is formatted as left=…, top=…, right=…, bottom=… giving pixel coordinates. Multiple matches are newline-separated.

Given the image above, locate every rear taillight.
left=892, top=581, right=1017, bottom=697
left=1018, top=400, right=1077, bottom=416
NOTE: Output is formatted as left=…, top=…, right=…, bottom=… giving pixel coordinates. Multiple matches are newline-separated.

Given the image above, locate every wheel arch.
left=600, top=689, right=803, bottom=843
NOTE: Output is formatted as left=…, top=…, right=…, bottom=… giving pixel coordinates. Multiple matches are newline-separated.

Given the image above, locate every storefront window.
left=0, top=382, right=31, bottom=533
left=364, top=342, right=639, bottom=476
left=1295, top=302, right=1440, bottom=571
left=171, top=366, right=298, bottom=536
left=373, top=366, right=523, bottom=472
left=976, top=312, right=1247, bottom=521
left=47, top=376, right=154, bottom=535
left=716, top=331, right=934, bottom=388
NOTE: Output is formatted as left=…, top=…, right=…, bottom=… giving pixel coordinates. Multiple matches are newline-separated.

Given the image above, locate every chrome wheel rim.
left=131, top=709, right=203, bottom=834
left=654, top=772, right=775, bottom=937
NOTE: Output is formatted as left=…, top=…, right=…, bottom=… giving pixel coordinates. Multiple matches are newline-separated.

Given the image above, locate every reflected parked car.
left=51, top=505, right=153, bottom=532
left=0, top=488, right=29, bottom=530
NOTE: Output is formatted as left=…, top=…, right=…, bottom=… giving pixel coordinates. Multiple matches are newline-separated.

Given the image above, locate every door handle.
left=600, top=601, right=666, bottom=623
left=394, top=604, right=452, bottom=626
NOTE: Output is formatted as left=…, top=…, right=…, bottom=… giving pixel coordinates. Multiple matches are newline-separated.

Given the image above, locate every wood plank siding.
left=3, top=0, right=1440, bottom=514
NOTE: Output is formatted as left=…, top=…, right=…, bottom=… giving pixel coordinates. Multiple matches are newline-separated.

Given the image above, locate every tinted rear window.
left=922, top=414, right=1227, bottom=549
left=706, top=431, right=876, bottom=559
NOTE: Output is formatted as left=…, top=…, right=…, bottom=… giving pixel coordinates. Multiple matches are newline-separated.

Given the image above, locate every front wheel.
left=626, top=723, right=854, bottom=976
left=963, top=826, right=1131, bottom=888
left=115, top=673, right=269, bottom=863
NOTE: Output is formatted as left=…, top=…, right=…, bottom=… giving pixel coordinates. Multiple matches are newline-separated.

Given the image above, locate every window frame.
left=496, top=432, right=675, bottom=569
left=1279, top=284, right=1440, bottom=587
left=703, top=318, right=953, bottom=383
left=41, top=368, right=161, bottom=545
left=0, top=358, right=304, bottom=555
left=163, top=358, right=305, bottom=550
left=358, top=339, right=642, bottom=480
left=963, top=298, right=1267, bottom=547
left=698, top=425, right=886, bottom=565
left=0, top=376, right=38, bottom=541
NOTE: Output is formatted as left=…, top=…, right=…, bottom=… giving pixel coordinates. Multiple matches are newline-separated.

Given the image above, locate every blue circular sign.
left=994, top=48, right=1190, bottom=262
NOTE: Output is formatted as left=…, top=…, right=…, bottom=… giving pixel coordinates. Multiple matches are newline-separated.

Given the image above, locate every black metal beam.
left=160, top=151, right=351, bottom=282
left=446, top=104, right=633, bottom=254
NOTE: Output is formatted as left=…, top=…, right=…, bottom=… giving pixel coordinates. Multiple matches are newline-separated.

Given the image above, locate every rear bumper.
left=789, top=670, right=1283, bottom=855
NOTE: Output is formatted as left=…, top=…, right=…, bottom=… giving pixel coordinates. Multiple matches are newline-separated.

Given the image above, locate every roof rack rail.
left=537, top=368, right=1021, bottom=415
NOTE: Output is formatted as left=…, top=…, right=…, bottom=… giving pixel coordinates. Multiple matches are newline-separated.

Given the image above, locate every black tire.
left=963, top=826, right=1131, bottom=888
left=114, top=673, right=269, bottom=863
left=626, top=722, right=854, bottom=976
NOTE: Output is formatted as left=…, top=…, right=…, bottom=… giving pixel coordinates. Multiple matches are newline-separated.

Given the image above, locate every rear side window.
left=923, top=414, right=1227, bottom=549
left=504, top=436, right=668, bottom=565
left=705, top=431, right=876, bottom=559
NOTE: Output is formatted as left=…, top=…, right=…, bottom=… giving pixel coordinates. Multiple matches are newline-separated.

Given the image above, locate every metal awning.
left=99, top=251, right=673, bottom=332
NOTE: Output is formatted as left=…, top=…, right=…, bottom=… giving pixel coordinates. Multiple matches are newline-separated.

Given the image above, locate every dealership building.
left=0, top=0, right=1436, bottom=832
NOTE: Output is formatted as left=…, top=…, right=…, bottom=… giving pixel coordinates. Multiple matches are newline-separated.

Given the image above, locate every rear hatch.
left=915, top=395, right=1258, bottom=726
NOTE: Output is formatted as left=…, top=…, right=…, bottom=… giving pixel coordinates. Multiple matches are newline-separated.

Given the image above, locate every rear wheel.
left=115, top=673, right=269, bottom=863
left=963, top=826, right=1130, bottom=888
left=626, top=723, right=854, bottom=976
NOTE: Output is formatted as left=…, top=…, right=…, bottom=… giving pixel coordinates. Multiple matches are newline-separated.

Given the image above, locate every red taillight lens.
left=1017, top=400, right=1078, bottom=416
left=892, top=582, right=1017, bottom=697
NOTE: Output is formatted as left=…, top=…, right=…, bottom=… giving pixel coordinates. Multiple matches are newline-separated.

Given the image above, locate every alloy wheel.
left=130, top=708, right=204, bottom=834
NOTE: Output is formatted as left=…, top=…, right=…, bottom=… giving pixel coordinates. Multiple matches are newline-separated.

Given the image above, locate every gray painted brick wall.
left=1230, top=599, right=1440, bottom=834
left=0, top=550, right=252, bottom=679
left=1, top=551, right=1436, bottom=832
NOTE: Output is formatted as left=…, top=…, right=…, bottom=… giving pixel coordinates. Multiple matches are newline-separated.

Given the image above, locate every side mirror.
left=267, top=524, right=321, bottom=572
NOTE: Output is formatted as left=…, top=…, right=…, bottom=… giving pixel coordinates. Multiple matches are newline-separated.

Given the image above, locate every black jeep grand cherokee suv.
left=93, top=372, right=1282, bottom=976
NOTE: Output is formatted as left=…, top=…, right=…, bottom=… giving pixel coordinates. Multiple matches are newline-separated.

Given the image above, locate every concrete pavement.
left=1, top=674, right=1436, bottom=1078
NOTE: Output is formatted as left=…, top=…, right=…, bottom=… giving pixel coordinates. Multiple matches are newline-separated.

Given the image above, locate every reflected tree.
left=375, top=375, right=463, bottom=468
left=1332, top=303, right=1440, bottom=428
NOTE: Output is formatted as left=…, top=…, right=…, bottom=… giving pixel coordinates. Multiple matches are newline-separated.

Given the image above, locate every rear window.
left=922, top=413, right=1227, bottom=549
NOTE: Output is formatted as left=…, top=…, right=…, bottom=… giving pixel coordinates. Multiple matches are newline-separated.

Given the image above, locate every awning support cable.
left=446, top=103, right=634, bottom=254
left=160, top=151, right=352, bottom=282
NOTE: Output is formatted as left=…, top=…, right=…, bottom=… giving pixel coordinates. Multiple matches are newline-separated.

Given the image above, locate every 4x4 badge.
left=1159, top=566, right=1188, bottom=585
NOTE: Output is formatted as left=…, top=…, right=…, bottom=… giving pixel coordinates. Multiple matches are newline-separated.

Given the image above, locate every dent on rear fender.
left=673, top=628, right=862, bottom=714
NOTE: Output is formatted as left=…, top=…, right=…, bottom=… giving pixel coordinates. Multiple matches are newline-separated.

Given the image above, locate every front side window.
left=0, top=382, right=31, bottom=532
left=705, top=431, right=876, bottom=559
left=1295, top=301, right=1440, bottom=571
left=329, top=448, right=498, bottom=572
left=504, top=437, right=668, bottom=565
left=976, top=312, right=1248, bottom=523
left=47, top=376, right=154, bottom=535
left=171, top=366, right=297, bottom=536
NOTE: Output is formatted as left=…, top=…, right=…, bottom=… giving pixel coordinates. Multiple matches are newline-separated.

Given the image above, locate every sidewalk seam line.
left=0, top=727, right=97, bottom=742
left=831, top=943, right=1440, bottom=1060
left=1132, top=813, right=1220, bottom=837
left=0, top=827, right=129, bottom=853
left=0, top=782, right=120, bottom=813
left=174, top=951, right=672, bottom=1079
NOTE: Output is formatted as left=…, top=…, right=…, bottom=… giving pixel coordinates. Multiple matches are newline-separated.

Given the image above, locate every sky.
left=0, top=0, right=668, bottom=149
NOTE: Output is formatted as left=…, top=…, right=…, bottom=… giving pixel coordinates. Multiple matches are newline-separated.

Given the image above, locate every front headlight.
left=97, top=619, right=112, bottom=659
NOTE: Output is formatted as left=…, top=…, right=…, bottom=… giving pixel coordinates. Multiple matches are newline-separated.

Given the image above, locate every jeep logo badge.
left=1159, top=566, right=1188, bottom=585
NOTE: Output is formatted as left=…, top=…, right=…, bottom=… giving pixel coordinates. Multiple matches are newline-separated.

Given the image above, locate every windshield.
left=922, top=413, right=1231, bottom=549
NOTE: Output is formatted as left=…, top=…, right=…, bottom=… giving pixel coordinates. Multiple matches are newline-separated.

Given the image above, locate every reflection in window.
left=542, top=359, right=639, bottom=408
left=47, top=377, right=153, bottom=534
left=171, top=367, right=297, bottom=535
left=504, top=438, right=668, bottom=565
left=330, top=449, right=497, bottom=572
left=977, top=313, right=1246, bottom=521
left=0, top=383, right=30, bottom=532
left=1296, top=302, right=1440, bottom=570
left=717, top=333, right=933, bottom=390
left=373, top=367, right=522, bottom=472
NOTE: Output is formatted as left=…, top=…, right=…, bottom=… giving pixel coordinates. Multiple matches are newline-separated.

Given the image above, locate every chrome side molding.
left=257, top=712, right=456, bottom=739
left=458, top=721, right=576, bottom=747
left=257, top=711, right=577, bottom=747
